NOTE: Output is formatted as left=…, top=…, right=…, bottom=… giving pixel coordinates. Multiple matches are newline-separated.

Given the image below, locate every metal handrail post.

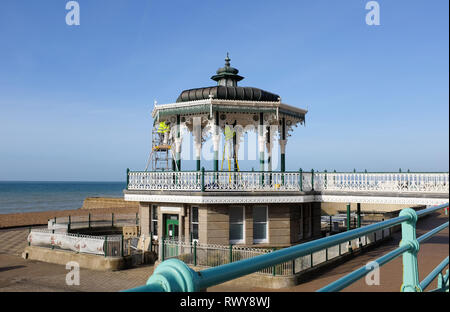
left=400, top=208, right=421, bottom=292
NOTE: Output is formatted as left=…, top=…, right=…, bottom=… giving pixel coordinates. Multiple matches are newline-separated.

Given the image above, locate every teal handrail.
left=123, top=203, right=448, bottom=292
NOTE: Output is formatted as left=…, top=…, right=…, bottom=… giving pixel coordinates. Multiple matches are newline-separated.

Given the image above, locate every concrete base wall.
left=152, top=261, right=297, bottom=289
left=22, top=246, right=155, bottom=271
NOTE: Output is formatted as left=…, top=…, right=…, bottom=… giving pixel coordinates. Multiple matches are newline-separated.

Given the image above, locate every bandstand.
left=125, top=55, right=317, bottom=247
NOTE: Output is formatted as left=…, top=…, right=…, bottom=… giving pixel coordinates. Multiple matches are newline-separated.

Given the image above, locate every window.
left=191, top=206, right=199, bottom=241
left=253, top=206, right=268, bottom=243
left=151, top=205, right=158, bottom=237
left=229, top=206, right=245, bottom=244
left=253, top=207, right=268, bottom=243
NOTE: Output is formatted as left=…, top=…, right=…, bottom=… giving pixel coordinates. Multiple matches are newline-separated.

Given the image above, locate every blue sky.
left=0, top=0, right=448, bottom=181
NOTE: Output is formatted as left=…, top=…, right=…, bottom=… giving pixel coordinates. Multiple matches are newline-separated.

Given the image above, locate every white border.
left=124, top=193, right=448, bottom=206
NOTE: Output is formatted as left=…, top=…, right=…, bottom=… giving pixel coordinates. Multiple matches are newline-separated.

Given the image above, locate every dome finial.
left=225, top=52, right=231, bottom=67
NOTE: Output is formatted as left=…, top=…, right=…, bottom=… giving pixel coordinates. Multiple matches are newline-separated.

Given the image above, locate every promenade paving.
left=0, top=210, right=447, bottom=292
left=209, top=209, right=449, bottom=292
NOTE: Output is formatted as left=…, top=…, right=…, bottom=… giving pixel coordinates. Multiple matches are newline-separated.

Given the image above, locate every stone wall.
left=82, top=197, right=139, bottom=210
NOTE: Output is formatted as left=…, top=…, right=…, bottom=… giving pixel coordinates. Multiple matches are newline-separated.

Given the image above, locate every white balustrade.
left=127, top=171, right=449, bottom=194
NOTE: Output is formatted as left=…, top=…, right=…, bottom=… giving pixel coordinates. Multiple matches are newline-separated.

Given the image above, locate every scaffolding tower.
left=150, top=126, right=173, bottom=171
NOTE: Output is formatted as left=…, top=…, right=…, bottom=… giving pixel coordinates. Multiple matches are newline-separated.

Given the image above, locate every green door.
left=165, top=215, right=179, bottom=258
left=166, top=219, right=179, bottom=238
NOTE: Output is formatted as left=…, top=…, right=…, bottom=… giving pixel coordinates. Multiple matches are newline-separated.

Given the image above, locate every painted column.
left=258, top=113, right=265, bottom=172
left=280, top=117, right=286, bottom=173
left=193, top=117, right=202, bottom=171
left=258, top=113, right=265, bottom=185
left=266, top=126, right=272, bottom=185
left=279, top=117, right=287, bottom=185
left=213, top=111, right=220, bottom=173
left=233, top=127, right=243, bottom=173
left=233, top=130, right=238, bottom=172
left=175, top=115, right=182, bottom=171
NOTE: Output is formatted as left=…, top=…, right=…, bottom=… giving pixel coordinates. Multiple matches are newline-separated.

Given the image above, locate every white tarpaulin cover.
left=28, top=232, right=105, bottom=256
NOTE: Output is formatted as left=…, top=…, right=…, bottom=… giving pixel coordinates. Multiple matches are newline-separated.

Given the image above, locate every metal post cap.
left=146, top=258, right=198, bottom=292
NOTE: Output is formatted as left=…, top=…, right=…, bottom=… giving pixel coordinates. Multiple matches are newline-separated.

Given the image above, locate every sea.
left=0, top=181, right=126, bottom=215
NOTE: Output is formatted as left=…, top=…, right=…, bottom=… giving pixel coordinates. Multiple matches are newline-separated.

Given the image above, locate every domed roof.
left=177, top=86, right=280, bottom=103
left=176, top=54, right=280, bottom=103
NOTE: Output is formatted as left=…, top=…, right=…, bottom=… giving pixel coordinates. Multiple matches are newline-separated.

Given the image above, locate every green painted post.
left=201, top=167, right=205, bottom=192
left=299, top=168, right=303, bottom=191
left=329, top=215, right=332, bottom=233
left=357, top=203, right=361, bottom=228
left=112, top=213, right=114, bottom=227
left=399, top=168, right=402, bottom=173
left=324, top=169, right=327, bottom=189
left=149, top=232, right=153, bottom=253
left=194, top=241, right=197, bottom=266
left=68, top=216, right=71, bottom=231
left=214, top=111, right=219, bottom=178
left=338, top=243, right=341, bottom=256
left=346, top=204, right=352, bottom=252
left=353, top=168, right=356, bottom=173
left=399, top=208, right=421, bottom=292
left=272, top=248, right=276, bottom=276
left=281, top=117, right=286, bottom=181
left=259, top=113, right=265, bottom=186
left=28, top=227, right=31, bottom=246
left=292, top=259, right=295, bottom=275
left=176, top=115, right=181, bottom=171
left=310, top=252, right=314, bottom=268
left=326, top=247, right=328, bottom=261
left=126, top=168, right=130, bottom=190
left=311, top=169, right=315, bottom=191
left=346, top=204, right=351, bottom=231
left=121, top=235, right=124, bottom=257
left=104, top=236, right=108, bottom=258
left=162, top=237, right=165, bottom=261
left=88, top=213, right=91, bottom=229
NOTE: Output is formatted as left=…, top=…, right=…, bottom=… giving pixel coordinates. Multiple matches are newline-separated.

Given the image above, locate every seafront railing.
left=27, top=229, right=124, bottom=257
left=157, top=230, right=391, bottom=277
left=123, top=203, right=449, bottom=292
left=48, top=212, right=139, bottom=231
left=126, top=169, right=449, bottom=194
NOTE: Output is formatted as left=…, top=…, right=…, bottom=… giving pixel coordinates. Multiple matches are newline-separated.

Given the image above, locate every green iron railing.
left=123, top=203, right=448, bottom=292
